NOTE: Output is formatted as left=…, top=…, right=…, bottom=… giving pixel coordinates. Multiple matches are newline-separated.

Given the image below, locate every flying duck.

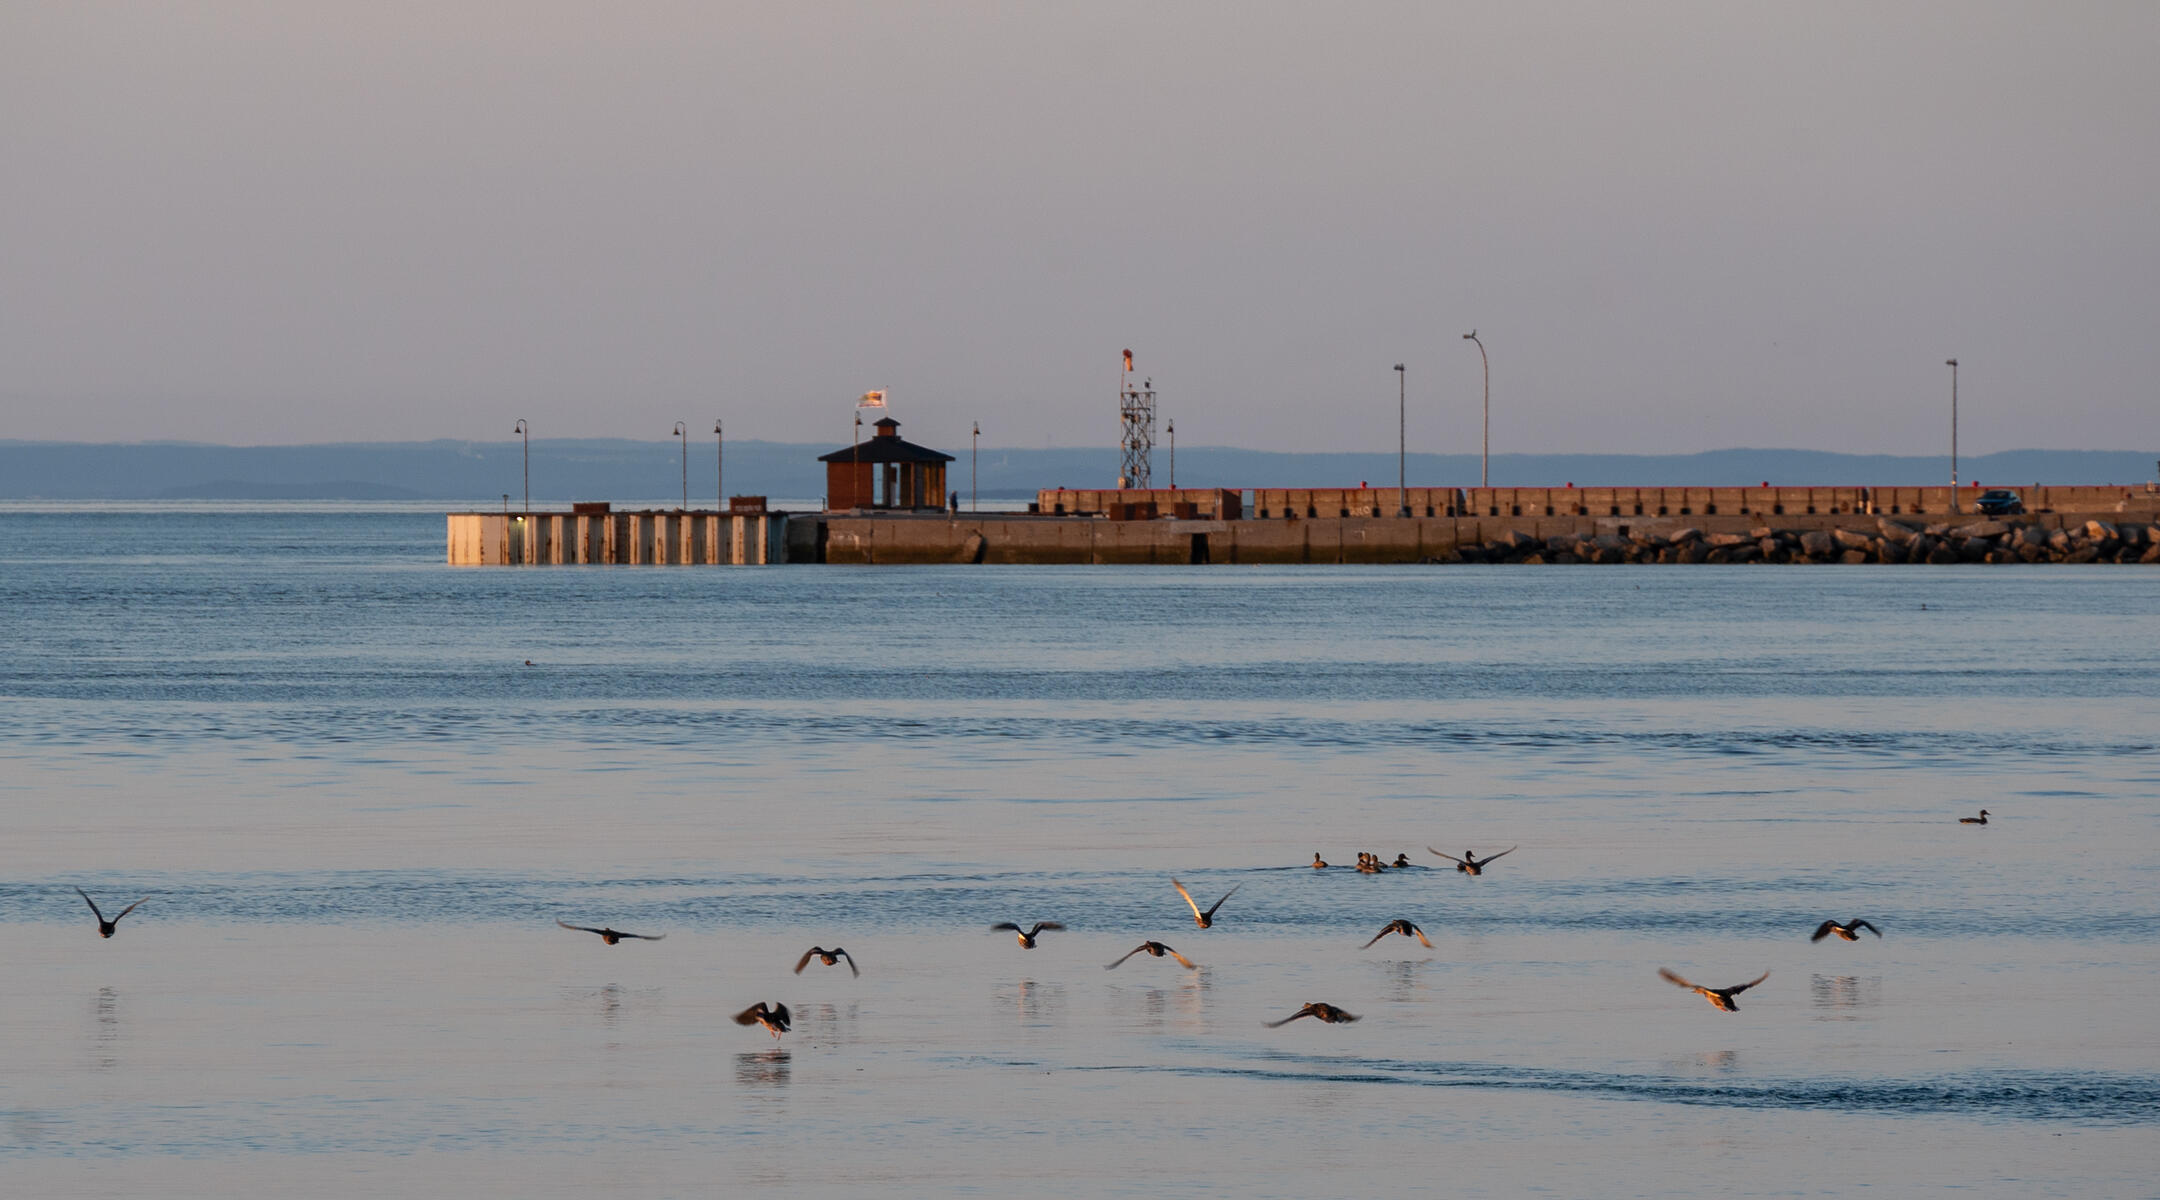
left=1360, top=919, right=1434, bottom=949
left=733, top=1002, right=792, bottom=1039
left=794, top=946, right=859, bottom=976
left=1105, top=941, right=1197, bottom=970
left=991, top=921, right=1065, bottom=949
left=1429, top=846, right=1516, bottom=875
left=1173, top=879, right=1240, bottom=929
left=556, top=919, right=664, bottom=945
left=1266, top=1002, right=1361, bottom=1027
left=75, top=888, right=147, bottom=939
left=1659, top=968, right=1771, bottom=1012
left=1810, top=919, right=1882, bottom=943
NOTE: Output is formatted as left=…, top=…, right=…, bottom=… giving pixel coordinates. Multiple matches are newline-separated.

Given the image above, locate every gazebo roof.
left=818, top=418, right=955, bottom=465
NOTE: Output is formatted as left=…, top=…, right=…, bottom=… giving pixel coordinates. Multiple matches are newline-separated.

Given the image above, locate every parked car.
left=1975, top=489, right=2024, bottom=516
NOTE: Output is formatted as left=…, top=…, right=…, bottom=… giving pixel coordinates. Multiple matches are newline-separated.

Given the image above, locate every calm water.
left=3, top=506, right=2157, bottom=1197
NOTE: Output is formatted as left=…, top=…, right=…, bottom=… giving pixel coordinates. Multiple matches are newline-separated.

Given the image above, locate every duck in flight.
left=1659, top=968, right=1771, bottom=1012
left=991, top=921, right=1065, bottom=949
left=733, top=1002, right=792, bottom=1039
left=556, top=919, right=664, bottom=945
left=1105, top=941, right=1197, bottom=970
left=1266, top=1002, right=1360, bottom=1027
left=1173, top=879, right=1240, bottom=929
left=794, top=946, right=859, bottom=977
left=1429, top=846, right=1516, bottom=876
left=1959, top=809, right=1990, bottom=825
left=1361, top=918, right=1434, bottom=949
left=75, top=888, right=147, bottom=939
left=1810, top=919, right=1882, bottom=943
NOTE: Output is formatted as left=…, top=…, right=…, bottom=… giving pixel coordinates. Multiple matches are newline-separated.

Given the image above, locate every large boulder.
left=1708, top=532, right=1752, bottom=548
left=1876, top=519, right=1919, bottom=544
left=1956, top=520, right=2010, bottom=539
left=2064, top=546, right=2101, bottom=563
left=1677, top=541, right=1710, bottom=564
left=1799, top=530, right=1836, bottom=557
left=1926, top=543, right=1961, bottom=565
left=1878, top=539, right=1908, bottom=564
left=2084, top=519, right=2119, bottom=542
left=2143, top=544, right=2160, bottom=564
left=1832, top=528, right=1875, bottom=551
left=1667, top=527, right=1704, bottom=544
left=2019, top=523, right=2051, bottom=547
left=1839, top=548, right=1871, bottom=565
left=1504, top=530, right=1538, bottom=551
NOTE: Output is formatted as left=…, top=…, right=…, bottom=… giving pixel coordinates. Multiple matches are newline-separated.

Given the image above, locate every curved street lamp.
left=1463, top=331, right=1488, bottom=488
left=513, top=419, right=529, bottom=515
left=713, top=419, right=724, bottom=512
left=672, top=422, right=688, bottom=510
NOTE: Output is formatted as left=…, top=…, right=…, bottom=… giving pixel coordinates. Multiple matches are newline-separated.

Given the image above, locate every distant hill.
left=0, top=438, right=2151, bottom=501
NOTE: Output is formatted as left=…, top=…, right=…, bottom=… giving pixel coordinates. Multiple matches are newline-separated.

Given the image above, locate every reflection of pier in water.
left=1810, top=974, right=1882, bottom=1020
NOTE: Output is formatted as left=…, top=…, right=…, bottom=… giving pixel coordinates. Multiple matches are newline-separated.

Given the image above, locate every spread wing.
left=1172, top=879, right=1203, bottom=921
left=837, top=949, right=859, bottom=976
left=1810, top=921, right=1837, bottom=942
left=732, top=1004, right=769, bottom=1026
left=75, top=887, right=106, bottom=922
left=794, top=949, right=818, bottom=974
left=1360, top=926, right=1393, bottom=949
left=1265, top=1005, right=1318, bottom=1028
left=1028, top=922, right=1065, bottom=937
left=990, top=923, right=1022, bottom=933
left=557, top=920, right=605, bottom=936
left=1726, top=971, right=1771, bottom=996
left=1203, top=884, right=1241, bottom=919
left=1104, top=945, right=1145, bottom=970
left=619, top=931, right=663, bottom=941
left=1851, top=920, right=1882, bottom=938
left=112, top=898, right=147, bottom=923
left=1658, top=967, right=1699, bottom=991
left=1482, top=846, right=1517, bottom=863
left=1427, top=847, right=1467, bottom=866
left=771, top=1003, right=790, bottom=1027
left=1165, top=946, right=1197, bottom=969
left=1410, top=924, right=1433, bottom=948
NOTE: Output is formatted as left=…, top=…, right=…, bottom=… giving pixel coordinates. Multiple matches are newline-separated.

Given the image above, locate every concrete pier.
left=446, top=509, right=787, bottom=565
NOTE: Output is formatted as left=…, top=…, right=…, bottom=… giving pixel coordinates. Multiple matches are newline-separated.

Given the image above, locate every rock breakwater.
left=1449, top=518, right=2160, bottom=565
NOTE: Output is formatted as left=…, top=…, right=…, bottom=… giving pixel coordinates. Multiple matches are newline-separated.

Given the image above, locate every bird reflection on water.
left=735, top=1048, right=792, bottom=1089
left=1810, top=974, right=1883, bottom=1020
left=91, top=986, right=120, bottom=1071
left=996, top=979, right=1066, bottom=1027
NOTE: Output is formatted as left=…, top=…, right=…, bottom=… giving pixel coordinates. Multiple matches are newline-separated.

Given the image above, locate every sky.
left=2, top=1, right=2155, bottom=456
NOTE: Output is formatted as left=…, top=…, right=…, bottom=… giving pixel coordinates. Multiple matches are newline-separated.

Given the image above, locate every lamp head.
left=1946, top=358, right=1957, bottom=367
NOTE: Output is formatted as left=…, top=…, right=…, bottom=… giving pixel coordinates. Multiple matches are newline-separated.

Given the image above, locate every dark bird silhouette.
left=1429, top=845, right=1516, bottom=875
left=794, top=946, right=859, bottom=976
left=1659, top=968, right=1771, bottom=1012
left=1390, top=853, right=1415, bottom=869
left=556, top=919, right=664, bottom=945
left=1105, top=941, right=1197, bottom=970
left=991, top=921, right=1065, bottom=949
left=1811, top=919, right=1882, bottom=943
left=1959, top=809, right=1990, bottom=824
left=1361, top=919, right=1434, bottom=949
left=1312, top=852, right=1329, bottom=869
left=1173, top=879, right=1240, bottom=929
left=733, top=1001, right=792, bottom=1039
left=1266, top=1001, right=1361, bottom=1027
left=76, top=888, right=146, bottom=939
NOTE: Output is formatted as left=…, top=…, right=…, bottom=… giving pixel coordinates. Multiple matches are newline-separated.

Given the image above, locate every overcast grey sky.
left=3, top=2, right=2154, bottom=456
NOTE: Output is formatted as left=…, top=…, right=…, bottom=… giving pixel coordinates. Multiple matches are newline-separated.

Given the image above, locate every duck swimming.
left=991, top=921, right=1065, bottom=949
left=1429, top=846, right=1516, bottom=876
left=794, top=946, right=859, bottom=976
left=733, top=1002, right=792, bottom=1039
left=1810, top=919, right=1882, bottom=943
left=1105, top=941, right=1197, bottom=970
left=1312, top=853, right=1329, bottom=869
left=1173, top=879, right=1240, bottom=929
left=1266, top=1002, right=1360, bottom=1027
left=1361, top=919, right=1434, bottom=949
left=1959, top=809, right=1990, bottom=825
left=1658, top=968, right=1770, bottom=1012
left=1390, top=853, right=1415, bottom=869
left=75, top=888, right=147, bottom=939
left=556, top=919, right=664, bottom=945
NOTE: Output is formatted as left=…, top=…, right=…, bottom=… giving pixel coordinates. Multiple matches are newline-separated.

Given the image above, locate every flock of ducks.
left=68, top=811, right=1991, bottom=1039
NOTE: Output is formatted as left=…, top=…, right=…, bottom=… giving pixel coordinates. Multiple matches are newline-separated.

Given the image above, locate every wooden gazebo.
left=820, top=418, right=955, bottom=511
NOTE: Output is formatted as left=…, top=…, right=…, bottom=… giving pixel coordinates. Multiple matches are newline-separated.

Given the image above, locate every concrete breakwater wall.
left=806, top=510, right=2160, bottom=565
left=447, top=510, right=787, bottom=565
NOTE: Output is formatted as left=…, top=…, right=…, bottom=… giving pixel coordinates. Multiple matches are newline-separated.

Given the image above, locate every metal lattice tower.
left=1119, top=374, right=1155, bottom=489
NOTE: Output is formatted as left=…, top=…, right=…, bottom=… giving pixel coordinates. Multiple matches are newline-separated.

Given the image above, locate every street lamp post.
left=1167, top=419, right=1176, bottom=490
left=513, top=419, right=529, bottom=516
left=1394, top=364, right=1407, bottom=517
left=971, top=421, right=980, bottom=512
left=1946, top=358, right=1959, bottom=512
left=713, top=419, right=724, bottom=511
left=672, top=422, right=687, bottom=510
left=1463, top=331, right=1488, bottom=489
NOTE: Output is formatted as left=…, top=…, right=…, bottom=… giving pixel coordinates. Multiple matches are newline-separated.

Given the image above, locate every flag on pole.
left=858, top=390, right=886, bottom=408
left=1122, top=349, right=1133, bottom=372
